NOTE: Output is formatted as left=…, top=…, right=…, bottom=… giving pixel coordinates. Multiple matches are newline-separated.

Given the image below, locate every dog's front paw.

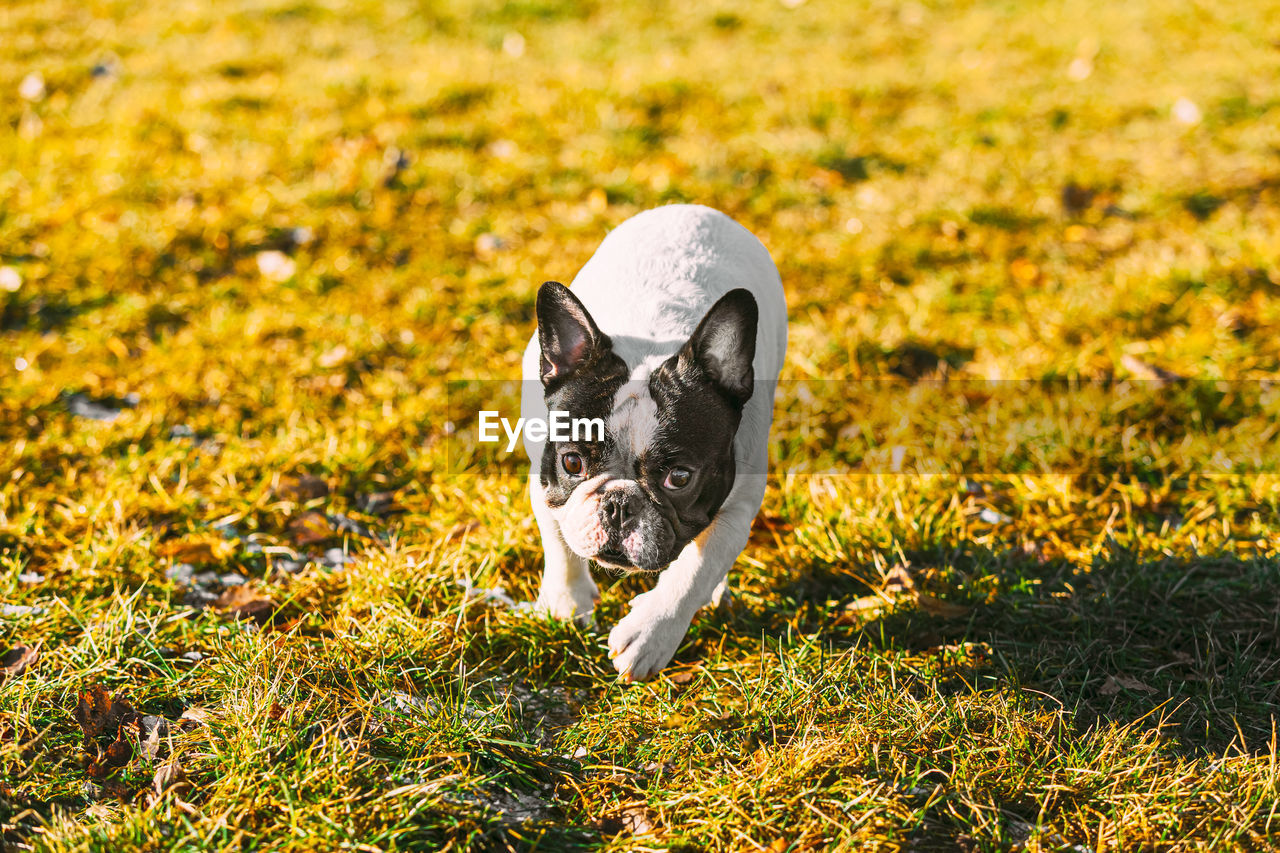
left=532, top=576, right=600, bottom=624
left=607, top=593, right=690, bottom=682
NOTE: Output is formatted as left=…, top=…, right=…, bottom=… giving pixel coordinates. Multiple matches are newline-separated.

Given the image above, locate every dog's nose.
left=603, top=492, right=632, bottom=528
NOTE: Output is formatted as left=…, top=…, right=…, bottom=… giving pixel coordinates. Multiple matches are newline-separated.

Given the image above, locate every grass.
left=2, top=0, right=1280, bottom=849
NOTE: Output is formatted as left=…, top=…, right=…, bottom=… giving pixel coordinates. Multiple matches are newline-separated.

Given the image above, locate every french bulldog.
left=520, top=204, right=787, bottom=681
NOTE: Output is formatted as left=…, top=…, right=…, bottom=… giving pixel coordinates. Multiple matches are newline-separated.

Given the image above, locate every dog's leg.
left=607, top=471, right=766, bottom=681
left=529, top=475, right=599, bottom=622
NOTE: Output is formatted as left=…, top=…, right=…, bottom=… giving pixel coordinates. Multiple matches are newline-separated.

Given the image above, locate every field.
left=3, top=0, right=1280, bottom=849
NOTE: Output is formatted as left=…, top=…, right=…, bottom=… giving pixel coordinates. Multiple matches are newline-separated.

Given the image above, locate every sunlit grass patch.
left=3, top=0, right=1280, bottom=848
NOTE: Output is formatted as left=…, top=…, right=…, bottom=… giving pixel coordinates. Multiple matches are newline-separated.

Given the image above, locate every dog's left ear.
left=677, top=288, right=757, bottom=406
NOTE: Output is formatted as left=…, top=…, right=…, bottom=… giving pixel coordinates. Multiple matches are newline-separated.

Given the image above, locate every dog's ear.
left=536, top=281, right=610, bottom=386
left=676, top=288, right=757, bottom=406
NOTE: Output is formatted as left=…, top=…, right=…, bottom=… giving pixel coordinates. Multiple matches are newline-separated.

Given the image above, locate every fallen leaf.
left=1, top=644, right=39, bottom=680
left=105, top=731, right=133, bottom=767
left=751, top=512, right=794, bottom=543
left=288, top=511, right=334, bottom=545
left=843, top=593, right=897, bottom=615
left=1100, top=675, right=1155, bottom=696
left=98, top=779, right=134, bottom=801
left=884, top=563, right=916, bottom=593
left=73, top=684, right=138, bottom=743
left=153, top=759, right=192, bottom=798
left=355, top=490, right=404, bottom=516
left=139, top=716, right=168, bottom=761
left=215, top=585, right=278, bottom=625
left=617, top=804, right=654, bottom=835
left=274, top=474, right=330, bottom=502
left=1060, top=182, right=1096, bottom=214
left=158, top=537, right=233, bottom=564
left=666, top=669, right=697, bottom=686
left=177, top=707, right=211, bottom=729
left=148, top=755, right=201, bottom=814
left=915, top=593, right=972, bottom=619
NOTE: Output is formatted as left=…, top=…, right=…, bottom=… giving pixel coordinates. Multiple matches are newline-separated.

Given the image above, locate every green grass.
left=3, top=0, right=1280, bottom=849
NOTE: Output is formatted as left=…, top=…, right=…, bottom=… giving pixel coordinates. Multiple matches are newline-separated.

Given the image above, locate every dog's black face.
left=535, top=281, right=757, bottom=572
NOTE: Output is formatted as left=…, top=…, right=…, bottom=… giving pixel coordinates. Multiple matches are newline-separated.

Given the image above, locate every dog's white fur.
left=520, top=204, right=787, bottom=681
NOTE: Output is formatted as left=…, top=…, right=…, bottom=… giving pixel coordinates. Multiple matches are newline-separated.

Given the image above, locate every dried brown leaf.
left=177, top=707, right=210, bottom=729
left=356, top=490, right=404, bottom=516
left=288, top=511, right=334, bottom=545
left=0, top=644, right=39, bottom=680
left=73, top=684, right=138, bottom=743
left=99, top=779, right=134, bottom=801
left=884, top=563, right=916, bottom=593
left=1100, top=675, right=1156, bottom=696
left=617, top=804, right=654, bottom=835
left=847, top=593, right=896, bottom=614
left=105, top=731, right=133, bottom=767
left=215, top=585, right=278, bottom=625
left=139, top=716, right=168, bottom=761
left=915, top=593, right=972, bottom=619
left=153, top=759, right=192, bottom=798
left=274, top=474, right=329, bottom=502
left=666, top=669, right=697, bottom=686
left=750, top=512, right=794, bottom=543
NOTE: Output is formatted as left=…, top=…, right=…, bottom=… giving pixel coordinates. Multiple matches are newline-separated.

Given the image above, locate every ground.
left=2, top=0, right=1280, bottom=850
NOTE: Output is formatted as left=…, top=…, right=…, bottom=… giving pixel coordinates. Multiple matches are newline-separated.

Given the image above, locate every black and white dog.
left=519, top=205, right=787, bottom=681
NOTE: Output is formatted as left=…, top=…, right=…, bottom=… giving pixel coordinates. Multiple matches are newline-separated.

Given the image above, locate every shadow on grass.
left=734, top=545, right=1280, bottom=758
left=972, top=550, right=1280, bottom=756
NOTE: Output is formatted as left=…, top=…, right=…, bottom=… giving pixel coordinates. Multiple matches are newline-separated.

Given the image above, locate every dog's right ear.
left=536, top=281, right=609, bottom=386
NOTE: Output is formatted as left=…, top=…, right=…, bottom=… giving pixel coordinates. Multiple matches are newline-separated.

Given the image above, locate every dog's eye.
left=561, top=452, right=583, bottom=476
left=663, top=467, right=692, bottom=489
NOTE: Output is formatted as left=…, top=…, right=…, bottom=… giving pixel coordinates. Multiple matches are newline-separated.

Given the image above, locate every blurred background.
left=4, top=0, right=1278, bottom=405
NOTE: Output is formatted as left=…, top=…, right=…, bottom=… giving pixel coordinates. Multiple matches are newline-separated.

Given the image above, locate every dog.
left=519, top=204, right=787, bottom=681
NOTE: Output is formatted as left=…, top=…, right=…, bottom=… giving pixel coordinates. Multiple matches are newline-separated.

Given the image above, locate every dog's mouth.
left=593, top=547, right=632, bottom=568
left=593, top=549, right=675, bottom=576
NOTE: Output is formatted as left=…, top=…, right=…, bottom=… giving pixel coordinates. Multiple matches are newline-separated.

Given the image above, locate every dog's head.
left=534, top=281, right=757, bottom=572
